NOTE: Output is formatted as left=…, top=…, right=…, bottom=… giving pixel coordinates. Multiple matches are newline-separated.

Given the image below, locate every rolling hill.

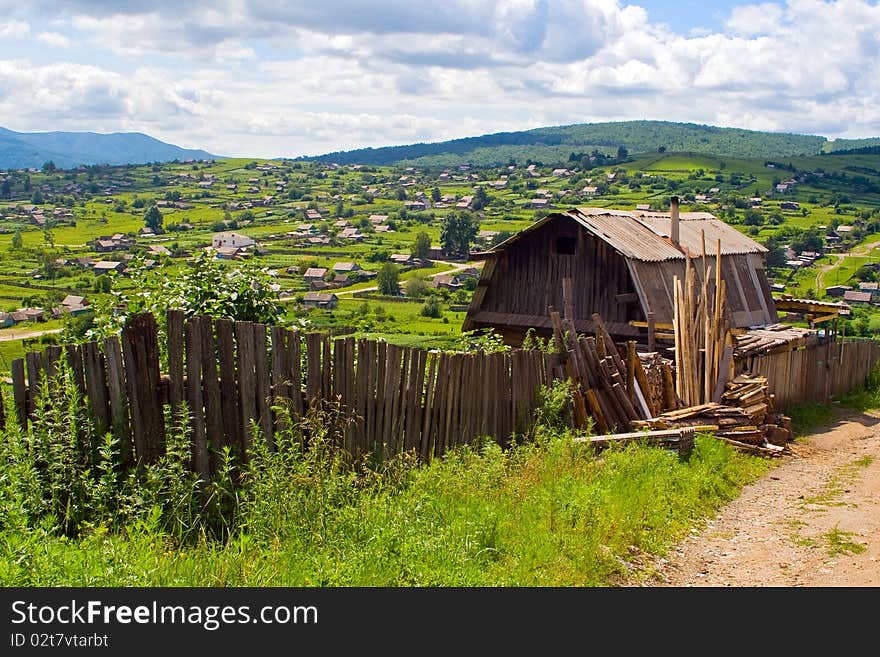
left=0, top=127, right=215, bottom=170
left=306, top=120, right=880, bottom=167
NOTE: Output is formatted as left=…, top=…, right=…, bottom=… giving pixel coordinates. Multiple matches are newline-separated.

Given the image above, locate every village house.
left=92, top=261, right=126, bottom=275
left=389, top=254, right=415, bottom=266
left=368, top=214, right=388, bottom=225
left=430, top=274, right=464, bottom=291
left=825, top=285, right=852, bottom=298
left=858, top=282, right=880, bottom=300
left=338, top=227, right=364, bottom=241
left=147, top=244, right=171, bottom=257
left=463, top=198, right=778, bottom=345
left=832, top=225, right=854, bottom=239
left=303, top=267, right=328, bottom=284
left=476, top=229, right=500, bottom=246
left=302, top=292, right=339, bottom=309
left=212, top=231, right=256, bottom=249
left=844, top=290, right=873, bottom=305
left=332, top=262, right=360, bottom=274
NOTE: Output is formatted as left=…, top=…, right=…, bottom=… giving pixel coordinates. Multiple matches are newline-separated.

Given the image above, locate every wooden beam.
left=629, top=320, right=675, bottom=330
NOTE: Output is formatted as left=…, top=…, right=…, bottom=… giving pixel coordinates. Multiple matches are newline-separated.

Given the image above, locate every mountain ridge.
left=0, top=126, right=215, bottom=170
left=303, top=120, right=880, bottom=167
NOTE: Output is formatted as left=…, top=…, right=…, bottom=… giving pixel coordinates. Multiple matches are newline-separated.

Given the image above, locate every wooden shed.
left=463, top=200, right=778, bottom=346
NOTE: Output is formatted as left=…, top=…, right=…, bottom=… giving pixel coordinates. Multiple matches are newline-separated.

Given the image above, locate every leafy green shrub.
left=533, top=379, right=574, bottom=434
left=420, top=296, right=442, bottom=318
left=88, top=251, right=282, bottom=340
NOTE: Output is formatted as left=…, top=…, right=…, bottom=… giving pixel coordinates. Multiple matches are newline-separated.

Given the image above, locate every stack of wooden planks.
left=672, top=237, right=734, bottom=407
left=732, top=324, right=818, bottom=358
left=550, top=279, right=656, bottom=434
left=631, top=373, right=791, bottom=457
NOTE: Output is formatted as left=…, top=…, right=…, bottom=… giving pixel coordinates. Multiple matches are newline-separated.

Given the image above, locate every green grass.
left=823, top=525, right=867, bottom=557
left=0, top=432, right=770, bottom=586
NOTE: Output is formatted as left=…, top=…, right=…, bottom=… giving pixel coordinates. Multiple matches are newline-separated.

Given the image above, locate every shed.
left=463, top=200, right=777, bottom=345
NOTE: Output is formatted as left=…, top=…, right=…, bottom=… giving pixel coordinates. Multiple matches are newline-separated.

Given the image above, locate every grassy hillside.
left=307, top=120, right=845, bottom=167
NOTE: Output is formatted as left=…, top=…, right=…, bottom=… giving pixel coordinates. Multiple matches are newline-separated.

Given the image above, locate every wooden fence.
left=736, top=338, right=880, bottom=409
left=6, top=310, right=879, bottom=474
left=7, top=311, right=559, bottom=475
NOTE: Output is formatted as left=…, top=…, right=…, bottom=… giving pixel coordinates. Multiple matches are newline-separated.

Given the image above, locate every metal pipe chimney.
left=670, top=195, right=680, bottom=247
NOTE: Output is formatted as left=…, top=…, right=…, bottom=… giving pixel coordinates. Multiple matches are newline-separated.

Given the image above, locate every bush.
left=533, top=380, right=575, bottom=433
left=420, top=296, right=442, bottom=318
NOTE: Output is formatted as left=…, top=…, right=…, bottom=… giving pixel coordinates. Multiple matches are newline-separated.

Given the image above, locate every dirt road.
left=648, top=409, right=880, bottom=586
left=0, top=328, right=63, bottom=342
left=333, top=261, right=476, bottom=297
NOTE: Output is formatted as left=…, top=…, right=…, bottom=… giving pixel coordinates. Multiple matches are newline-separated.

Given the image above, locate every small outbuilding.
left=463, top=198, right=778, bottom=345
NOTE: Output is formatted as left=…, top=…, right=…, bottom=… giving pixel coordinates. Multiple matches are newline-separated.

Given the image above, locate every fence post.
left=121, top=313, right=165, bottom=464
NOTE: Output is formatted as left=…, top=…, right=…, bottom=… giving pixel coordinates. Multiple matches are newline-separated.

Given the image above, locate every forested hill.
left=305, top=120, right=880, bottom=167
left=0, top=127, right=215, bottom=170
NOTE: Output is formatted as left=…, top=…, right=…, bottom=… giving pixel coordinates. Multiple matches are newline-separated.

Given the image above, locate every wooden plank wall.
left=6, top=311, right=554, bottom=469
left=740, top=338, right=880, bottom=408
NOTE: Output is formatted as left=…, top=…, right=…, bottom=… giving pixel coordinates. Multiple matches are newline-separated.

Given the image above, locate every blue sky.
left=0, top=1, right=878, bottom=158
left=633, top=1, right=741, bottom=31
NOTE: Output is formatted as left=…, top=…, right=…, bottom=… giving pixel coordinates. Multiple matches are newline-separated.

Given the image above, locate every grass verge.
left=0, top=429, right=770, bottom=586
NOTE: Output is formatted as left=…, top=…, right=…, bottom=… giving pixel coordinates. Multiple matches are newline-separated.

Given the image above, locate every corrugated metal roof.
left=570, top=210, right=682, bottom=261
left=573, top=208, right=766, bottom=261
left=487, top=207, right=768, bottom=262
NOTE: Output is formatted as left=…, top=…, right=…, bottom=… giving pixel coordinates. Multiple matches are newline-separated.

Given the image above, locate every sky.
left=0, top=1, right=878, bottom=158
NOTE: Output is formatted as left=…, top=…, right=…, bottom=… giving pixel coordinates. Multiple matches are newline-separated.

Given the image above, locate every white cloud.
left=1, top=1, right=879, bottom=156
left=726, top=2, right=785, bottom=35
left=0, top=19, right=29, bottom=39
left=37, top=31, right=70, bottom=48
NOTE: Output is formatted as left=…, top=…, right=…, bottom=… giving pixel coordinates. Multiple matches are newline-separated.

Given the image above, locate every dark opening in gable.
left=556, top=237, right=576, bottom=255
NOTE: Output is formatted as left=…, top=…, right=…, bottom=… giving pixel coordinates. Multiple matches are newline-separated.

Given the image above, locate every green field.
left=0, top=148, right=879, bottom=369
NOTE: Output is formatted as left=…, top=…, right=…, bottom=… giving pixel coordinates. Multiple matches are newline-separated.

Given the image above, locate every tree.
left=419, top=294, right=443, bottom=319
left=439, top=212, right=479, bottom=258
left=472, top=186, right=489, bottom=211
left=617, top=146, right=629, bottom=160
left=743, top=209, right=764, bottom=226
left=30, top=189, right=44, bottom=205
left=10, top=228, right=22, bottom=250
left=404, top=272, right=430, bottom=298
left=377, top=262, right=400, bottom=296
left=431, top=186, right=441, bottom=202
left=144, top=205, right=164, bottom=232
left=762, top=236, right=787, bottom=270
left=41, top=161, right=56, bottom=173
left=412, top=231, right=431, bottom=260
left=1, top=178, right=11, bottom=198
left=420, top=295, right=442, bottom=318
